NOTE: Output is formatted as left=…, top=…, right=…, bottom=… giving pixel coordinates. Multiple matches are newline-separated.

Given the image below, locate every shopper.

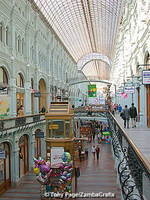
left=129, top=103, right=137, bottom=128
left=40, top=106, right=46, bottom=113
left=122, top=105, right=130, bottom=128
left=96, top=145, right=100, bottom=160
left=17, top=105, right=24, bottom=117
left=118, top=104, right=122, bottom=113
left=91, top=145, right=96, bottom=159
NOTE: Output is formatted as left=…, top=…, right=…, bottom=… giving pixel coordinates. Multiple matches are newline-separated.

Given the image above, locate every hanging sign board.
left=0, top=149, right=5, bottom=159
left=35, top=131, right=44, bottom=138
left=124, top=86, right=135, bottom=94
left=51, top=147, right=64, bottom=166
left=0, top=88, right=8, bottom=95
left=34, top=92, right=41, bottom=97
left=88, top=85, right=97, bottom=97
left=142, top=70, right=150, bottom=84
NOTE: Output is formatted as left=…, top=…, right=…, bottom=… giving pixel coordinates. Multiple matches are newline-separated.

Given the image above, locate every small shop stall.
left=36, top=102, right=76, bottom=199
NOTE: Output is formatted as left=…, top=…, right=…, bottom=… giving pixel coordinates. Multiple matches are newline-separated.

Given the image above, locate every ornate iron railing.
left=0, top=113, right=45, bottom=132
left=107, top=112, right=150, bottom=200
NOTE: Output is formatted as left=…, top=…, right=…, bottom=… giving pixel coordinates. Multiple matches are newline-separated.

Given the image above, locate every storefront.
left=0, top=142, right=11, bottom=194
left=39, top=78, right=47, bottom=112
left=19, top=135, right=29, bottom=178
left=0, top=67, right=9, bottom=118
left=16, top=73, right=25, bottom=115
left=144, top=52, right=150, bottom=127
left=34, top=129, right=43, bottom=158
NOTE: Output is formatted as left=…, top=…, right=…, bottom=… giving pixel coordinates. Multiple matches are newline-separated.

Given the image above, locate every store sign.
left=142, top=70, right=150, bottom=84
left=0, top=149, right=5, bottom=159
left=51, top=147, right=64, bottom=166
left=0, top=88, right=8, bottom=95
left=88, top=84, right=97, bottom=97
left=49, top=124, right=59, bottom=129
left=35, top=131, right=44, bottom=138
left=124, top=86, right=135, bottom=94
left=34, top=92, right=41, bottom=97
left=56, top=96, right=61, bottom=100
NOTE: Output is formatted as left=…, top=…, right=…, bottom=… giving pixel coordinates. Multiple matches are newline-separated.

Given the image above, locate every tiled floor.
left=0, top=173, right=41, bottom=200
left=115, top=114, right=150, bottom=162
left=0, top=141, right=121, bottom=200
left=76, top=141, right=121, bottom=200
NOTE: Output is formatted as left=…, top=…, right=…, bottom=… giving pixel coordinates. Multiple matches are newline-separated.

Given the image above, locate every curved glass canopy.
left=77, top=53, right=111, bottom=70
left=33, top=0, right=123, bottom=78
left=82, top=60, right=110, bottom=80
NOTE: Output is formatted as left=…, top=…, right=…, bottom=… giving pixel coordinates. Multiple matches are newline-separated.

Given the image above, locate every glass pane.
left=65, top=121, right=70, bottom=137
left=51, top=120, right=64, bottom=138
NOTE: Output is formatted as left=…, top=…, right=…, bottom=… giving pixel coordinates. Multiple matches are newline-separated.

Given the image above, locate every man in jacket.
left=129, top=103, right=137, bottom=128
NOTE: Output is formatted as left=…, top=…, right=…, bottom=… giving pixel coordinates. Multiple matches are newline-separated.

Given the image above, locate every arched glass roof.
left=82, top=60, right=110, bottom=80
left=77, top=53, right=111, bottom=70
left=32, top=0, right=123, bottom=77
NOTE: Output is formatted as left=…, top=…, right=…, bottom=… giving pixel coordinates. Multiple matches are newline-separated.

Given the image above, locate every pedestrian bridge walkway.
left=115, top=114, right=150, bottom=162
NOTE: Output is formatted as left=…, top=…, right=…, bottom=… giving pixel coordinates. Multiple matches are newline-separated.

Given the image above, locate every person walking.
left=96, top=145, right=100, bottom=160
left=118, top=104, right=122, bottom=113
left=129, top=103, right=137, bottom=128
left=122, top=105, right=130, bottom=128
left=91, top=145, right=96, bottom=159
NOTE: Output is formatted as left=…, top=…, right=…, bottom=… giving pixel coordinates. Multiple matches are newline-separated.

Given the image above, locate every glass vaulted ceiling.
left=33, top=0, right=123, bottom=78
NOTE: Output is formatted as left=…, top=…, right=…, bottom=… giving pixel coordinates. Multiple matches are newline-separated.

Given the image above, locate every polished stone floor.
left=0, top=141, right=121, bottom=200
left=76, top=141, right=121, bottom=200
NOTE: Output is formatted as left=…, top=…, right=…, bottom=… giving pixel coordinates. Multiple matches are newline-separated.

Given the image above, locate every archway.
left=39, top=78, right=47, bottom=112
left=0, top=142, right=11, bottom=194
left=34, top=129, right=42, bottom=158
left=16, top=73, right=25, bottom=116
left=0, top=67, right=9, bottom=118
left=19, top=135, right=29, bottom=178
left=144, top=51, right=150, bottom=127
left=77, top=53, right=111, bottom=70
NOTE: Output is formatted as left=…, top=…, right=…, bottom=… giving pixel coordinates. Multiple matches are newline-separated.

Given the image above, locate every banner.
left=88, top=85, right=97, bottom=97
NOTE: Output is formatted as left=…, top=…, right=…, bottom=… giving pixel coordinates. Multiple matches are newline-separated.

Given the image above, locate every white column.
left=12, top=139, right=20, bottom=183
left=9, top=57, right=17, bottom=116
left=140, top=85, right=147, bottom=127
left=29, top=131, right=35, bottom=170
left=24, top=65, right=32, bottom=115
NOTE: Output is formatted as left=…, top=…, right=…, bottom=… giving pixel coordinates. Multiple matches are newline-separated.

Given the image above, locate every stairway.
left=0, top=173, right=41, bottom=200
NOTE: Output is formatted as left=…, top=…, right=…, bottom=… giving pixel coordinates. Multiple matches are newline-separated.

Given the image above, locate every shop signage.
left=0, top=149, right=5, bottom=159
left=142, top=70, right=150, bottom=84
left=51, top=147, right=64, bottom=166
left=34, top=92, right=41, bottom=97
left=124, top=86, right=135, bottom=94
left=0, top=87, right=8, bottom=95
left=49, top=124, right=59, bottom=129
left=35, top=131, right=44, bottom=138
left=56, top=96, right=61, bottom=99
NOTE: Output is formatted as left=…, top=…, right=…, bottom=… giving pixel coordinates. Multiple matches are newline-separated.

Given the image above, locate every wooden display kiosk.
left=45, top=102, right=74, bottom=158
left=44, top=102, right=76, bottom=197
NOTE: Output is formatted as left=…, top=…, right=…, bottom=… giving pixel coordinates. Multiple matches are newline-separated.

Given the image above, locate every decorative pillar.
left=29, top=130, right=35, bottom=170
left=9, top=56, right=17, bottom=117
left=12, top=138, right=20, bottom=183
left=24, top=64, right=32, bottom=115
